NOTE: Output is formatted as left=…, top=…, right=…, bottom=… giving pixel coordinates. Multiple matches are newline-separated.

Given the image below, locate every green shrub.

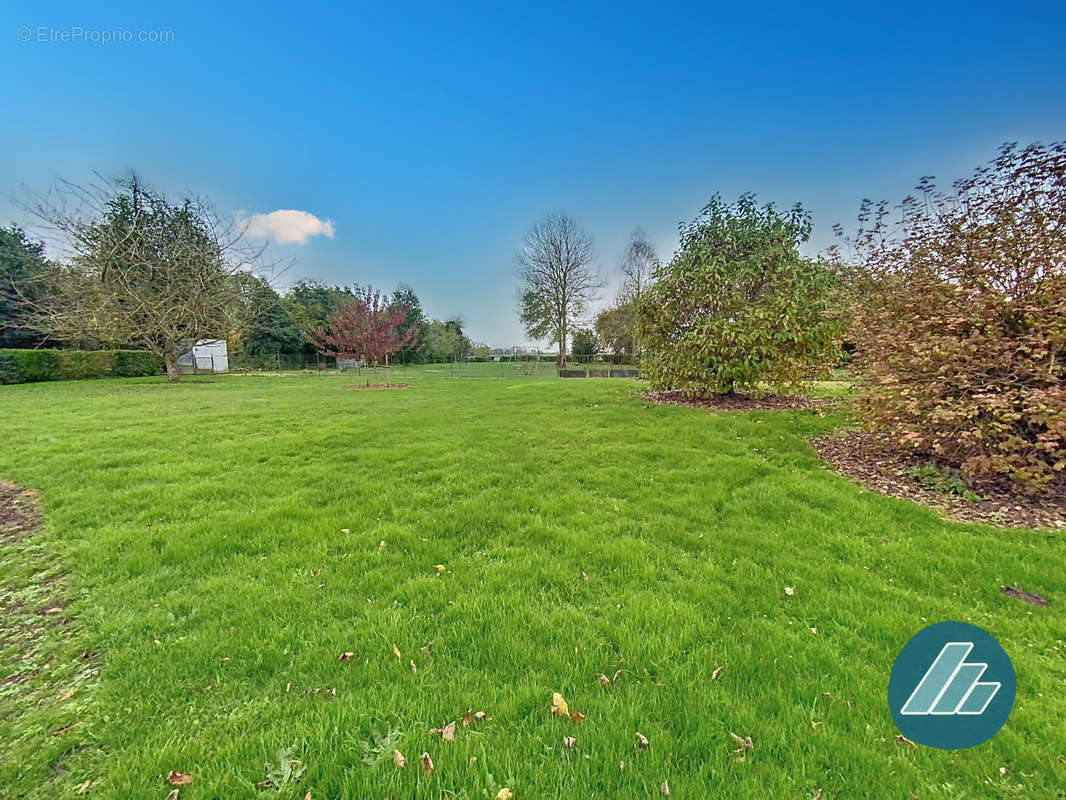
left=2, top=349, right=62, bottom=382
left=0, top=348, right=162, bottom=383
left=113, top=350, right=162, bottom=377
left=55, top=350, right=116, bottom=379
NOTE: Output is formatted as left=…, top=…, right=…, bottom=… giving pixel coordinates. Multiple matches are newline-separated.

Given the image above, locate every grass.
left=0, top=370, right=1063, bottom=799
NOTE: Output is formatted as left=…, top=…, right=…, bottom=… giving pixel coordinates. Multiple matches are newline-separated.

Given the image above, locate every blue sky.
left=2, top=0, right=1065, bottom=346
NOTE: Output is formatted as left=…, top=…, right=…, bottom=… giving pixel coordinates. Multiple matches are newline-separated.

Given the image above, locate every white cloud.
left=237, top=209, right=335, bottom=244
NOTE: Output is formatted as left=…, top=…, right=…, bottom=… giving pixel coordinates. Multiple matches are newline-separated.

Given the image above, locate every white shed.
left=177, top=339, right=229, bottom=374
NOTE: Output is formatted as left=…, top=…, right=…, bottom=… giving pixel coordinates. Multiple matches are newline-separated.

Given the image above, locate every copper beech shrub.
left=833, top=142, right=1066, bottom=494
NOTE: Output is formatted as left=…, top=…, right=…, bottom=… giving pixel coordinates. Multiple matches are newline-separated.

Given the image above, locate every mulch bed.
left=0, top=481, right=40, bottom=545
left=811, top=429, right=1066, bottom=530
left=642, top=389, right=836, bottom=412
left=339, top=383, right=409, bottom=390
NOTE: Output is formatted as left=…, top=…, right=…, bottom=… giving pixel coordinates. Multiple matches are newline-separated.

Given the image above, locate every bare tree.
left=619, top=227, right=659, bottom=300
left=23, top=175, right=266, bottom=382
left=515, top=212, right=602, bottom=366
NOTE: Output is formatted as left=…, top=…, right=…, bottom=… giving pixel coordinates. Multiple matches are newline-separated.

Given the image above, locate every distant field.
left=1, top=373, right=1062, bottom=799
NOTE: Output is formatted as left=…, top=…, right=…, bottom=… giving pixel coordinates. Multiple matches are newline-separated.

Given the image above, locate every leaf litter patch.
left=811, top=429, right=1066, bottom=531
left=642, top=390, right=835, bottom=412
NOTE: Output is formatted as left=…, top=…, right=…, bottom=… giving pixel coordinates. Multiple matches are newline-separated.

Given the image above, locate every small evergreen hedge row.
left=0, top=349, right=162, bottom=384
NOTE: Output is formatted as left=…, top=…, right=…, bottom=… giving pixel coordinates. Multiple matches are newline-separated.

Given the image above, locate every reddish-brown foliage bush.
left=833, top=142, right=1066, bottom=493
left=310, top=287, right=416, bottom=365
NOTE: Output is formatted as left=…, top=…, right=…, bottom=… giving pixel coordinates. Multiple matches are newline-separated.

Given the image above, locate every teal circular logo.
left=888, top=621, right=1014, bottom=749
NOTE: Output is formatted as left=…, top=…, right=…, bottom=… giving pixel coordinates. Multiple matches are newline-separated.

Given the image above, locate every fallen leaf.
left=563, top=736, right=575, bottom=748
left=392, top=643, right=401, bottom=660
left=612, top=669, right=623, bottom=683
left=810, top=627, right=818, bottom=635
left=619, top=760, right=626, bottom=773
left=339, top=652, right=354, bottom=662
left=635, top=732, right=649, bottom=748
left=393, top=749, right=406, bottom=769
left=165, top=791, right=179, bottom=800
left=1000, top=585, right=1049, bottom=606
left=784, top=586, right=795, bottom=596
left=340, top=528, right=350, bottom=534
left=441, top=721, right=456, bottom=741
left=474, top=710, right=487, bottom=722
left=596, top=673, right=611, bottom=687
left=75, top=780, right=91, bottom=794
left=420, top=752, right=434, bottom=775
left=551, top=692, right=569, bottom=717
left=59, top=688, right=76, bottom=702
left=409, top=660, right=417, bottom=673
left=729, top=732, right=754, bottom=752
left=256, top=779, right=275, bottom=789
left=378, top=540, right=386, bottom=550
left=896, top=734, right=917, bottom=749
left=167, top=771, right=193, bottom=787
left=310, top=568, right=319, bottom=577
left=660, top=779, right=671, bottom=795
left=435, top=564, right=446, bottom=573
left=462, top=709, right=472, bottom=726
left=304, top=792, right=312, bottom=800
left=496, top=790, right=514, bottom=800
left=42, top=606, right=63, bottom=614
left=419, top=642, right=432, bottom=654
left=285, top=682, right=291, bottom=693
left=570, top=711, right=586, bottom=723
left=712, top=664, right=726, bottom=681
left=813, top=790, right=823, bottom=800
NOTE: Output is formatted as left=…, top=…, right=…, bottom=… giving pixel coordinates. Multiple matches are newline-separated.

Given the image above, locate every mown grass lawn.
left=1, top=371, right=1063, bottom=799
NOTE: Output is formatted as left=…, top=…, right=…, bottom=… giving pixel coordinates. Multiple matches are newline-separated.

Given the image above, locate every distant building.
left=177, top=339, right=229, bottom=374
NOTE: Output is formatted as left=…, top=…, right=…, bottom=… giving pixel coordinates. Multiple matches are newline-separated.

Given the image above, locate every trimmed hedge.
left=0, top=349, right=162, bottom=384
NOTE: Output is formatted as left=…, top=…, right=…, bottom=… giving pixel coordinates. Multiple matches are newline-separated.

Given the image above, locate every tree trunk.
left=164, top=351, right=180, bottom=383
left=558, top=318, right=567, bottom=368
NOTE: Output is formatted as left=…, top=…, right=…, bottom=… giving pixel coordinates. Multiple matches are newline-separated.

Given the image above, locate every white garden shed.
left=177, top=339, right=229, bottom=374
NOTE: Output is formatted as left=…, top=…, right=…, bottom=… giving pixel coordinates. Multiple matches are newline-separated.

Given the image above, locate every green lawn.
left=0, top=372, right=1063, bottom=799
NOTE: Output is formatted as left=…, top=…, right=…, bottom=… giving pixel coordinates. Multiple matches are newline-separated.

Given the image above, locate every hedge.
left=0, top=349, right=162, bottom=384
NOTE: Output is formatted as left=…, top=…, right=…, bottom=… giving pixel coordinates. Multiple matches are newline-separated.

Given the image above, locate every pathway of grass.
left=0, top=372, right=1063, bottom=798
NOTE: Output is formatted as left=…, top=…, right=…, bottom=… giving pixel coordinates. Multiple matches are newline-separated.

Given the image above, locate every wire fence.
left=227, top=353, right=643, bottom=379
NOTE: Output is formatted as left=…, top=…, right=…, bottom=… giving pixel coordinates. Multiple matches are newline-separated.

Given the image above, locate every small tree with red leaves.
left=310, top=287, right=416, bottom=366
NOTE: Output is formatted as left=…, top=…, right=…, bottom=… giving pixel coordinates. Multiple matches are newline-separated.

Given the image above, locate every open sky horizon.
left=2, top=0, right=1065, bottom=347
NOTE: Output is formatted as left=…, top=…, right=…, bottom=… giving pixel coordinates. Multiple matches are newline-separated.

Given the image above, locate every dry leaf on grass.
left=619, top=760, right=625, bottom=773
left=420, top=752, right=434, bottom=775
left=339, top=652, right=354, bottom=662
left=596, top=673, right=611, bottom=687
left=377, top=540, right=386, bottom=550
left=896, top=734, right=917, bottom=749
left=165, top=791, right=179, bottom=800
left=551, top=693, right=569, bottom=717
left=391, top=643, right=401, bottom=660
left=167, top=771, right=192, bottom=786
left=430, top=721, right=456, bottom=741
left=474, top=710, right=488, bottom=722
left=462, top=709, right=472, bottom=726
left=729, top=732, right=754, bottom=753
left=75, top=780, right=91, bottom=794
left=660, top=779, right=671, bottom=795
left=784, top=586, right=795, bottom=596
left=393, top=749, right=406, bottom=769
left=409, top=660, right=417, bottom=673
left=569, top=711, right=586, bottom=723
left=712, top=664, right=726, bottom=680
left=563, top=736, right=575, bottom=748
left=340, top=528, right=350, bottom=534
left=434, top=564, right=446, bottom=573
left=635, top=732, right=650, bottom=748
left=496, top=790, right=514, bottom=800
